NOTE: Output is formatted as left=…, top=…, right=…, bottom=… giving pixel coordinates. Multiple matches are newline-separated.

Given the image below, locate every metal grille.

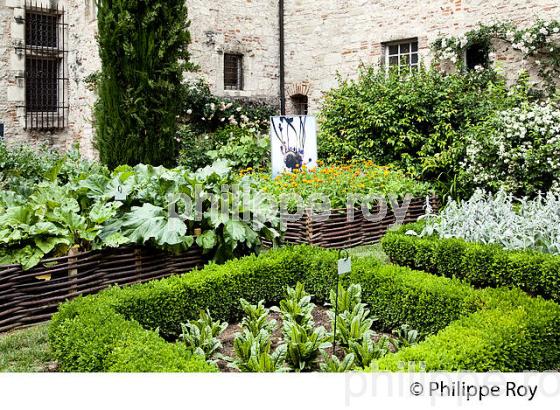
left=17, top=1, right=69, bottom=130
left=224, top=54, right=243, bottom=90
left=291, top=94, right=309, bottom=116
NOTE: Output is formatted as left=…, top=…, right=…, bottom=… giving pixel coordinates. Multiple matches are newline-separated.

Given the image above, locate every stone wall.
left=186, top=0, right=280, bottom=105
left=1, top=0, right=560, bottom=157
left=283, top=0, right=560, bottom=113
left=0, top=0, right=99, bottom=156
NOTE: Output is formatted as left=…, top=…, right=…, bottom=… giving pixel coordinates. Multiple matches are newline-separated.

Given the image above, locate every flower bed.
left=49, top=246, right=560, bottom=372
left=250, top=162, right=436, bottom=248
left=0, top=246, right=207, bottom=334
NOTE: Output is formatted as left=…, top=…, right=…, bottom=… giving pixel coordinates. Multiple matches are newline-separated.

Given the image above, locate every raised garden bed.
left=282, top=197, right=439, bottom=249
left=0, top=246, right=207, bottom=334
left=49, top=245, right=560, bottom=373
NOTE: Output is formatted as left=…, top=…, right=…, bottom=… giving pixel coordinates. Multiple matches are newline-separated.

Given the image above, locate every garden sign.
left=270, top=116, right=318, bottom=176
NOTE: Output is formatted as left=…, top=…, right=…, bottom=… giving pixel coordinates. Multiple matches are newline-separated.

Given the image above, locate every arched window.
left=291, top=94, right=308, bottom=116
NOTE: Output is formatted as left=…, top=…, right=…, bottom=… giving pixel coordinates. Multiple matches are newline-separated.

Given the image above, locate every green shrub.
left=50, top=245, right=560, bottom=372
left=94, top=0, right=194, bottom=168
left=376, top=289, right=560, bottom=371
left=319, top=66, right=529, bottom=198
left=350, top=260, right=480, bottom=334
left=382, top=225, right=560, bottom=302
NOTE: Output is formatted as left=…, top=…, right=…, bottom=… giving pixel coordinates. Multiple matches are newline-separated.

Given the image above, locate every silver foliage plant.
left=418, top=190, right=560, bottom=254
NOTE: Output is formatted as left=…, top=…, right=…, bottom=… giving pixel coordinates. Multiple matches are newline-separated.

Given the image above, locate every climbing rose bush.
left=462, top=101, right=560, bottom=197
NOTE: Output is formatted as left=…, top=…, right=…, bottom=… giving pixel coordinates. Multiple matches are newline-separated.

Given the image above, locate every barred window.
left=291, top=94, right=309, bottom=116
left=384, top=39, right=419, bottom=71
left=24, top=3, right=68, bottom=129
left=224, top=54, right=243, bottom=90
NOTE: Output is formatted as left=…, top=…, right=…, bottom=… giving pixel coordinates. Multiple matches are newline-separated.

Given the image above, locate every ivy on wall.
left=94, top=0, right=195, bottom=168
left=432, top=20, right=560, bottom=94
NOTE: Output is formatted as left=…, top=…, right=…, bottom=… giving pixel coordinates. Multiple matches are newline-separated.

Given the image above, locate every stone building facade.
left=0, top=0, right=559, bottom=158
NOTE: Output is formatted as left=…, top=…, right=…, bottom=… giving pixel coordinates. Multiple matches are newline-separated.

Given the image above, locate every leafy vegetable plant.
left=180, top=310, right=228, bottom=363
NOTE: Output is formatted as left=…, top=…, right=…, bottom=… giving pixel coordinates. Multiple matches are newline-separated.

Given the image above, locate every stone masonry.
left=0, top=0, right=559, bottom=158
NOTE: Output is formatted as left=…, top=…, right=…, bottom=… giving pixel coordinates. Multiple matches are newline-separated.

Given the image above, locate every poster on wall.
left=270, top=116, right=318, bottom=176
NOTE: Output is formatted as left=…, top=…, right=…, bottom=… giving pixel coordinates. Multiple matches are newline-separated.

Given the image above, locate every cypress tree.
left=94, top=0, right=194, bottom=168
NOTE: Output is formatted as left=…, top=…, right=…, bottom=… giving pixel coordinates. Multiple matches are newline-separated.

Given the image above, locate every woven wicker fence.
left=0, top=246, right=207, bottom=334
left=281, top=196, right=439, bottom=249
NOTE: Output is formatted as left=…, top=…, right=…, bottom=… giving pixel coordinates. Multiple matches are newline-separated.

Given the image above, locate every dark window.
left=384, top=39, right=419, bottom=71
left=224, top=54, right=243, bottom=90
left=466, top=43, right=490, bottom=70
left=291, top=94, right=308, bottom=116
left=26, top=11, right=58, bottom=48
left=26, top=58, right=58, bottom=112
left=23, top=4, right=67, bottom=129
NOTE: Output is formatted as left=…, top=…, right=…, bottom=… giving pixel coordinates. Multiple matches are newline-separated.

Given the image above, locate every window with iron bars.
left=291, top=94, right=309, bottom=116
left=224, top=53, right=243, bottom=90
left=21, top=1, right=68, bottom=130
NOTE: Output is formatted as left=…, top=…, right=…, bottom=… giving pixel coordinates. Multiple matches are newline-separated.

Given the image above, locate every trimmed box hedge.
left=49, top=245, right=560, bottom=372
left=381, top=223, right=560, bottom=302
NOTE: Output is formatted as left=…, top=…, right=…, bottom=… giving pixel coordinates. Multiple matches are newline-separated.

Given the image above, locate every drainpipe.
left=279, top=0, right=286, bottom=115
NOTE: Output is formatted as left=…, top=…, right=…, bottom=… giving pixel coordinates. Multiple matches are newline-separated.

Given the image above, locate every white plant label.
left=338, top=258, right=352, bottom=276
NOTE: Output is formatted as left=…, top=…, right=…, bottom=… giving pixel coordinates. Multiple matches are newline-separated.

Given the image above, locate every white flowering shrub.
left=462, top=101, right=560, bottom=196
left=422, top=190, right=560, bottom=255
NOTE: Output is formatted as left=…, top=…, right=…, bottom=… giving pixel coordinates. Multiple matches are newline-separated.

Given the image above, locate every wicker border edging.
left=280, top=196, right=439, bottom=249
left=0, top=246, right=207, bottom=334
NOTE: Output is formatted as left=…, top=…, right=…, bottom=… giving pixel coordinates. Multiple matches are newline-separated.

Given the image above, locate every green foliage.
left=208, top=126, right=271, bottom=171
left=274, top=283, right=315, bottom=328
left=177, top=81, right=275, bottom=170
left=50, top=245, right=560, bottom=372
left=349, top=336, right=390, bottom=368
left=376, top=290, right=560, bottom=371
left=239, top=299, right=277, bottom=336
left=229, top=329, right=288, bottom=373
left=382, top=224, right=560, bottom=302
left=432, top=20, right=560, bottom=94
left=283, top=320, right=331, bottom=372
left=320, top=352, right=356, bottom=373
left=462, top=102, right=560, bottom=197
left=275, top=283, right=331, bottom=372
left=318, top=66, right=528, bottom=198
left=94, top=0, right=194, bottom=168
left=180, top=310, right=228, bottom=362
left=390, top=324, right=421, bottom=350
left=350, top=259, right=480, bottom=335
left=0, top=160, right=280, bottom=269
left=181, top=80, right=275, bottom=134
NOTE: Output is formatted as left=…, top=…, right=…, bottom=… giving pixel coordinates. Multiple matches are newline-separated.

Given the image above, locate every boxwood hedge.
left=49, top=245, right=560, bottom=372
left=382, top=223, right=560, bottom=302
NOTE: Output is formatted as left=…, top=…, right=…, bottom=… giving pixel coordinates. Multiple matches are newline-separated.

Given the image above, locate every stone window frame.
left=223, top=53, right=244, bottom=91
left=382, top=38, right=420, bottom=71
left=22, top=1, right=68, bottom=130
left=85, top=0, right=98, bottom=23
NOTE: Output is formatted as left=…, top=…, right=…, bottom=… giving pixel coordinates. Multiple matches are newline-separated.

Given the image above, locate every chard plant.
left=229, top=329, right=289, bottom=373
left=239, top=299, right=277, bottom=336
left=390, top=325, right=421, bottom=351
left=283, top=321, right=332, bottom=372
left=320, top=352, right=356, bottom=373
left=272, top=282, right=315, bottom=327
left=328, top=284, right=377, bottom=347
left=349, top=336, right=390, bottom=368
left=180, top=310, right=228, bottom=363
